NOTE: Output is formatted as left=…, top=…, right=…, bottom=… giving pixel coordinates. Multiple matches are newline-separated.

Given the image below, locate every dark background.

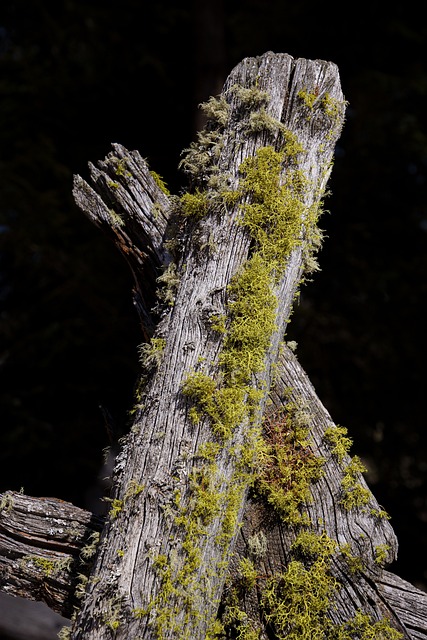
left=1, top=0, right=427, bottom=594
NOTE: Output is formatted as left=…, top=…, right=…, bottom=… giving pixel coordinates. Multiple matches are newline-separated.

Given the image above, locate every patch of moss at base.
left=259, top=531, right=402, bottom=640
left=335, top=611, right=403, bottom=640
left=261, top=558, right=337, bottom=639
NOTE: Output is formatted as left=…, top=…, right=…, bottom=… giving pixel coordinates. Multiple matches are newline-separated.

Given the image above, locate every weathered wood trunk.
left=2, top=51, right=426, bottom=640
left=69, top=52, right=347, bottom=639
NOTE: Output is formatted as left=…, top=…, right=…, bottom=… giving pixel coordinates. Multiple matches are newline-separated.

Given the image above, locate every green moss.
left=115, top=158, right=132, bottom=178
left=255, top=409, right=324, bottom=526
left=138, top=338, right=166, bottom=369
left=257, top=531, right=402, bottom=640
left=229, top=83, right=270, bottom=108
left=107, top=498, right=124, bottom=519
left=220, top=590, right=260, bottom=640
left=297, top=88, right=319, bottom=110
left=157, top=262, right=180, bottom=306
left=370, top=507, right=391, bottom=520
left=321, top=93, right=347, bottom=121
left=334, top=611, right=403, bottom=640
left=196, top=441, right=222, bottom=461
left=261, top=537, right=338, bottom=640
left=324, top=425, right=353, bottom=462
left=291, top=531, right=336, bottom=559
left=238, top=557, right=258, bottom=589
left=80, top=531, right=100, bottom=562
left=340, top=456, right=371, bottom=511
left=179, top=128, right=224, bottom=178
left=102, top=596, right=123, bottom=631
left=210, top=313, right=227, bottom=334
left=108, top=208, right=125, bottom=228
left=339, top=543, right=364, bottom=574
left=374, top=544, right=391, bottom=566
left=150, top=170, right=170, bottom=195
left=200, top=95, right=230, bottom=126
left=238, top=146, right=307, bottom=268
left=21, top=555, right=72, bottom=577
left=220, top=253, right=277, bottom=381
left=180, top=188, right=210, bottom=219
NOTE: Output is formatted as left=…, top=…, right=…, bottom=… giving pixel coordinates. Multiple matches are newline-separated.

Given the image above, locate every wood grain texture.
left=0, top=492, right=102, bottom=617
left=70, top=51, right=346, bottom=639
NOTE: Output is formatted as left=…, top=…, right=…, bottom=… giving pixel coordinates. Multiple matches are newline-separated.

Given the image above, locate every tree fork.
left=68, top=51, right=347, bottom=639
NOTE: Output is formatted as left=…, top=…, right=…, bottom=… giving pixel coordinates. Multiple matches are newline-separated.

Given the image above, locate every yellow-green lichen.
left=257, top=531, right=402, bottom=640
left=339, top=543, right=364, bottom=574
left=138, top=337, right=166, bottom=369
left=157, top=262, right=180, bottom=306
left=238, top=146, right=308, bottom=268
left=370, top=507, right=391, bottom=520
left=374, top=544, right=391, bottom=566
left=21, top=554, right=72, bottom=577
left=324, top=425, right=353, bottom=462
left=107, top=498, right=124, bottom=519
left=0, top=491, right=14, bottom=513
left=105, top=479, right=145, bottom=520
left=340, top=456, right=371, bottom=511
left=80, top=531, right=100, bottom=562
left=150, top=170, right=170, bottom=195
left=335, top=611, right=402, bottom=640
left=297, top=88, right=320, bottom=110
left=255, top=408, right=324, bottom=526
left=238, top=557, right=258, bottom=589
left=180, top=188, right=210, bottom=219
left=229, top=83, right=270, bottom=108
left=115, top=158, right=132, bottom=178
left=57, top=626, right=72, bottom=640
left=108, top=208, right=125, bottom=228
left=261, top=531, right=338, bottom=640
left=200, top=95, right=230, bottom=127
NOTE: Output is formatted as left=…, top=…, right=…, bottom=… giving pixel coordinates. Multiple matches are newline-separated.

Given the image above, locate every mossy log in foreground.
left=1, top=51, right=426, bottom=640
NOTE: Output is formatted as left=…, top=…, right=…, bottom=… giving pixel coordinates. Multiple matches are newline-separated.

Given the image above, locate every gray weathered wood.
left=0, top=491, right=102, bottom=617
left=69, top=52, right=346, bottom=639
